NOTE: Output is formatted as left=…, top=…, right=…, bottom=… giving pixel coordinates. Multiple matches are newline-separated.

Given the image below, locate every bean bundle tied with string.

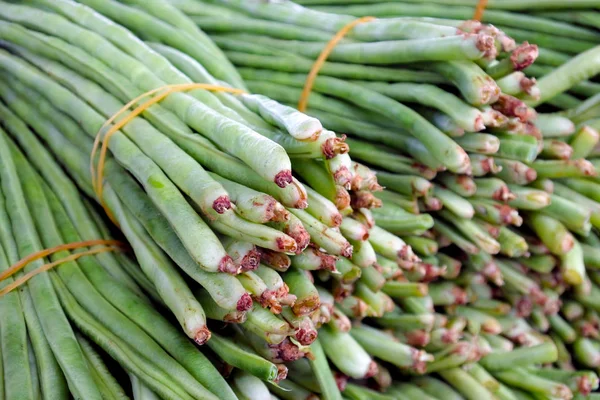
left=1, top=0, right=600, bottom=399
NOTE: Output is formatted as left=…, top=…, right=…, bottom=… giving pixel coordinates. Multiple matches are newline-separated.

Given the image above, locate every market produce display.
left=0, top=0, right=600, bottom=399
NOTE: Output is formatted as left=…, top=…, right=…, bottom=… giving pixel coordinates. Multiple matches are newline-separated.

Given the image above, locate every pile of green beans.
left=179, top=0, right=600, bottom=399
left=2, top=0, right=600, bottom=399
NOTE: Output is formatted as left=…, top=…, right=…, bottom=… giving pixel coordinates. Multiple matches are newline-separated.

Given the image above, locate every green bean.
left=528, top=45, right=600, bottom=107
left=220, top=236, right=259, bottom=272
left=243, top=307, right=291, bottom=345
left=347, top=141, right=438, bottom=179
left=147, top=42, right=278, bottom=130
left=305, top=187, right=343, bottom=228
left=202, top=206, right=298, bottom=254
left=104, top=185, right=211, bottom=343
left=36, top=0, right=239, bottom=86
left=494, top=367, right=572, bottom=399
left=208, top=333, right=283, bottom=383
left=348, top=239, right=375, bottom=269
left=231, top=369, right=272, bottom=400
left=496, top=226, right=528, bottom=258
left=382, top=281, right=429, bottom=299
left=506, top=185, right=550, bottom=210
left=15, top=284, right=67, bottom=399
left=293, top=158, right=338, bottom=204
left=378, top=172, right=433, bottom=198
left=436, top=173, right=477, bottom=197
left=355, top=81, right=484, bottom=132
left=284, top=267, right=320, bottom=316
left=228, top=50, right=444, bottom=83
left=533, top=159, right=597, bottom=180
left=425, top=60, right=500, bottom=106
left=472, top=178, right=513, bottom=201
left=130, top=373, right=161, bottom=400
left=439, top=210, right=500, bottom=254
left=318, top=325, right=374, bottom=379
left=435, top=185, right=475, bottom=219
left=373, top=191, right=419, bottom=214
left=211, top=173, right=288, bottom=224
left=241, top=92, right=322, bottom=140
left=290, top=209, right=352, bottom=257
left=434, top=219, right=479, bottom=254
left=481, top=342, right=558, bottom=371
left=239, top=68, right=470, bottom=173
left=494, top=158, right=538, bottom=185
left=289, top=249, right=335, bottom=273
left=270, top=377, right=318, bottom=400
left=0, top=228, right=35, bottom=400
left=570, top=126, right=600, bottom=159
left=300, top=0, right=600, bottom=33
left=369, top=225, right=418, bottom=262
left=540, top=139, right=573, bottom=160
left=217, top=32, right=492, bottom=64
left=496, top=72, right=539, bottom=99
left=308, top=338, right=343, bottom=400
left=77, top=334, right=129, bottom=400
left=404, top=236, right=438, bottom=257
left=334, top=258, right=362, bottom=284
left=355, top=265, right=384, bottom=294
left=438, top=368, right=496, bottom=400
left=497, top=264, right=543, bottom=307
left=195, top=14, right=333, bottom=42
left=559, top=239, right=586, bottom=285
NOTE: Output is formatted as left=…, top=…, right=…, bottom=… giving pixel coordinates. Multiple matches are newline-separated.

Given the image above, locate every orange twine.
left=297, top=16, right=375, bottom=112
left=90, top=83, right=246, bottom=224
left=473, top=0, right=488, bottom=21
left=0, top=240, right=127, bottom=297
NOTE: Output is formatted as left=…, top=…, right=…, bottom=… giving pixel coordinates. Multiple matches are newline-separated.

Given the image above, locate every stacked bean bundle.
left=2, top=1, right=600, bottom=400
left=171, top=0, right=600, bottom=398
left=0, top=0, right=434, bottom=398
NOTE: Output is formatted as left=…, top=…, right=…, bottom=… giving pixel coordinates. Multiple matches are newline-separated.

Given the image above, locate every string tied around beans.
left=297, top=16, right=375, bottom=112
left=473, top=0, right=489, bottom=22
left=90, top=83, right=247, bottom=225
left=0, top=239, right=128, bottom=297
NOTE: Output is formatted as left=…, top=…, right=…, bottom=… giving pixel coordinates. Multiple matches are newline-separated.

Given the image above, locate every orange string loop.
left=298, top=16, right=375, bottom=112
left=473, top=0, right=488, bottom=21
left=0, top=239, right=126, bottom=282
left=90, top=83, right=246, bottom=223
left=0, top=246, right=122, bottom=297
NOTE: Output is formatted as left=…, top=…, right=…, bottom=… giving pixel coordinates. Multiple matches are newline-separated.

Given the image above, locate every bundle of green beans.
left=2, top=0, right=600, bottom=399
left=167, top=0, right=600, bottom=398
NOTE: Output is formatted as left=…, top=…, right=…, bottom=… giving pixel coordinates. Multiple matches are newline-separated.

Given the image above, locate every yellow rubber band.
left=473, top=0, right=488, bottom=21
left=0, top=246, right=122, bottom=297
left=297, top=16, right=375, bottom=112
left=90, top=83, right=246, bottom=224
left=0, top=239, right=126, bottom=282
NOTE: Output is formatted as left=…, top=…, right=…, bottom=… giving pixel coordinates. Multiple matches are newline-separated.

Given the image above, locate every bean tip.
left=236, top=293, right=253, bottom=312
left=212, top=195, right=231, bottom=214
left=194, top=327, right=211, bottom=345
left=218, top=256, right=240, bottom=274
left=274, top=170, right=293, bottom=188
